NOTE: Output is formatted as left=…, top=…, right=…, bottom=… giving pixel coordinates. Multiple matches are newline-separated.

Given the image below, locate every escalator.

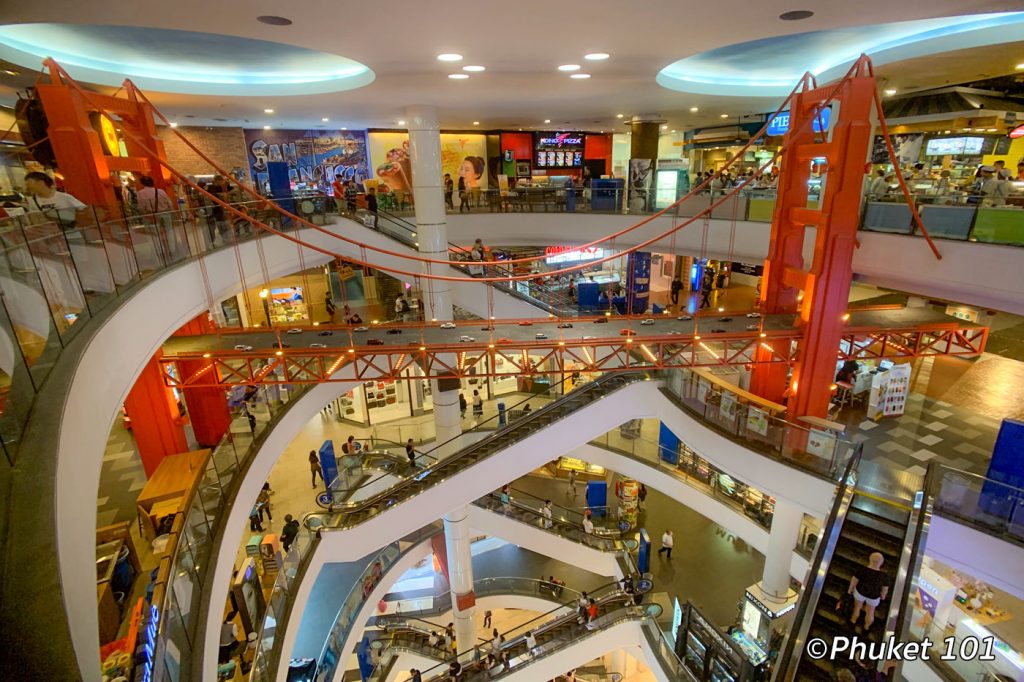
left=370, top=582, right=653, bottom=682
left=343, top=207, right=578, bottom=316
left=774, top=446, right=916, bottom=681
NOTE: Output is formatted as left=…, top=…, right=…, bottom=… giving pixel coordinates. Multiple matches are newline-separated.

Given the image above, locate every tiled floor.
left=95, top=422, right=148, bottom=529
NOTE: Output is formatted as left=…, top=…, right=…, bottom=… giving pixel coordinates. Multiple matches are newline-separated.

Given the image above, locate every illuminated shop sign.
left=1008, top=124, right=1024, bottom=139
left=538, top=133, right=583, bottom=146
left=744, top=590, right=796, bottom=619
left=766, top=107, right=831, bottom=137
left=545, top=245, right=605, bottom=264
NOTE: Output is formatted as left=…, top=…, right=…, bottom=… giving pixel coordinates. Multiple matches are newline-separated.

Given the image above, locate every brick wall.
left=157, top=126, right=250, bottom=181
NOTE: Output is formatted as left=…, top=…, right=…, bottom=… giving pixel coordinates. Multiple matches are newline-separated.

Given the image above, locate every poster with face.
left=244, top=129, right=369, bottom=194
left=368, top=132, right=488, bottom=193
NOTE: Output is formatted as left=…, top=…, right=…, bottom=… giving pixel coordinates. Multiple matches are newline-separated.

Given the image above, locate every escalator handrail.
left=309, top=374, right=578, bottom=513
left=887, top=462, right=940, bottom=679
left=771, top=442, right=863, bottom=682
left=369, top=580, right=625, bottom=681
left=344, top=208, right=574, bottom=315
left=305, top=373, right=644, bottom=525
left=421, top=602, right=663, bottom=682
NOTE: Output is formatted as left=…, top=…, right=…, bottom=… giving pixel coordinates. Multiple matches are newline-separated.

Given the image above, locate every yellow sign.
left=92, top=113, right=121, bottom=157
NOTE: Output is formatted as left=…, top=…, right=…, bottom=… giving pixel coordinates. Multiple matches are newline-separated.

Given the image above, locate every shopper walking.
left=309, top=450, right=323, bottom=488
left=848, top=551, right=889, bottom=631
left=281, top=514, right=300, bottom=552
left=444, top=173, right=455, bottom=210
left=458, top=175, right=469, bottom=213
left=567, top=469, right=578, bottom=497
left=136, top=175, right=178, bottom=260
left=638, top=483, right=648, bottom=511
left=248, top=503, right=264, bottom=532
left=472, top=389, right=483, bottom=417
left=406, top=438, right=417, bottom=467
left=657, top=529, right=674, bottom=558
left=483, top=609, right=492, bottom=629
left=257, top=482, right=273, bottom=524
left=670, top=277, right=683, bottom=306
left=459, top=392, right=468, bottom=419
left=247, top=411, right=257, bottom=436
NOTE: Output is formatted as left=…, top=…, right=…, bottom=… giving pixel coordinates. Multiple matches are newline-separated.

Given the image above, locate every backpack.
left=400, top=298, right=411, bottom=312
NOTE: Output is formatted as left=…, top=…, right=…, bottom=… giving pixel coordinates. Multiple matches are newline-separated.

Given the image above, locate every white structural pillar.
left=406, top=105, right=452, bottom=322
left=761, top=498, right=804, bottom=599
left=406, top=105, right=476, bottom=654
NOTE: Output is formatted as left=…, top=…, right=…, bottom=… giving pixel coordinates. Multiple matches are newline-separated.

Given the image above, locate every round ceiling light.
left=321, top=117, right=329, bottom=122
left=544, top=119, right=551, bottom=123
left=558, top=64, right=581, bottom=71
left=397, top=120, right=406, bottom=125
left=570, top=73, right=591, bottom=79
left=263, top=125, right=271, bottom=130
left=884, top=88, right=897, bottom=95
left=437, top=53, right=463, bottom=62
left=689, top=107, right=699, bottom=112
left=720, top=113, right=729, bottom=118
left=472, top=121, right=480, bottom=125
left=448, top=73, right=470, bottom=79
left=257, top=15, right=293, bottom=26
left=463, top=65, right=485, bottom=72
left=263, top=108, right=274, bottom=113
left=585, top=53, right=610, bottom=61
left=616, top=114, right=624, bottom=118
left=779, top=10, right=814, bottom=20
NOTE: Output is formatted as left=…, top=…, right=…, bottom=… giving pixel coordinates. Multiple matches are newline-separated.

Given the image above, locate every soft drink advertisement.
left=368, top=132, right=488, bottom=195
left=243, top=129, right=369, bottom=195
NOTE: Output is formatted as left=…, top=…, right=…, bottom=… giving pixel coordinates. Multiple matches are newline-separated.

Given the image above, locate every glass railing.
left=640, top=617, right=700, bottom=682
left=153, top=382, right=312, bottom=681
left=250, top=524, right=442, bottom=682
left=0, top=199, right=279, bottom=465
left=661, top=368, right=855, bottom=481
left=929, top=464, right=1024, bottom=546
left=588, top=423, right=819, bottom=553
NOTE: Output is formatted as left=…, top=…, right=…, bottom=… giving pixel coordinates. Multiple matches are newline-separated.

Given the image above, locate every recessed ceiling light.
left=661, top=125, right=668, bottom=130
left=437, top=53, right=463, bottom=62
left=463, top=65, right=486, bottom=72
left=472, top=121, right=480, bottom=125
left=448, top=73, right=470, bottom=79
left=257, top=15, right=293, bottom=25
left=779, top=10, right=814, bottom=20
left=558, top=64, right=581, bottom=71
left=341, top=127, right=347, bottom=130
left=263, top=125, right=271, bottom=130
left=570, top=73, right=591, bottom=79
left=690, top=107, right=699, bottom=113
left=884, top=88, right=897, bottom=96
left=2, top=69, right=19, bottom=76
left=169, top=122, right=178, bottom=128
left=720, top=114, right=729, bottom=118
left=616, top=114, right=624, bottom=119
left=544, top=119, right=551, bottom=123
left=1017, top=63, right=1024, bottom=70
left=585, top=53, right=610, bottom=61
left=322, top=117, right=329, bottom=122
left=264, top=108, right=274, bottom=114
left=671, top=129, right=676, bottom=133
left=397, top=120, right=406, bottom=126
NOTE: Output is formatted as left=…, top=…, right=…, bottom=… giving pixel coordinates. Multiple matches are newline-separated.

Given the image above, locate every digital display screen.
left=534, top=132, right=585, bottom=168
left=925, top=137, right=985, bottom=156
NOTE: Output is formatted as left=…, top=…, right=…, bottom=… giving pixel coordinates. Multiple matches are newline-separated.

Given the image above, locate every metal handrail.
left=771, top=443, right=863, bottom=681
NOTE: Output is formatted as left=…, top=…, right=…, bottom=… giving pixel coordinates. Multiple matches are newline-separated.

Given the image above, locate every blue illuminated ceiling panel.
left=0, top=23, right=374, bottom=96
left=658, top=13, right=1024, bottom=97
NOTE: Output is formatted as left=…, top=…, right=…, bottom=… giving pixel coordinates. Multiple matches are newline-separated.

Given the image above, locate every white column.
left=762, top=498, right=803, bottom=598
left=443, top=505, right=476, bottom=658
left=406, top=105, right=452, bottom=322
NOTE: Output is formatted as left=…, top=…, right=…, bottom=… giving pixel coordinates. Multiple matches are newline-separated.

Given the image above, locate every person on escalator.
left=582, top=511, right=594, bottom=534
left=586, top=599, right=599, bottom=628
left=541, top=500, right=553, bottom=529
left=406, top=439, right=417, bottom=467
left=848, top=551, right=889, bottom=632
left=281, top=515, right=300, bottom=552
left=524, top=630, right=537, bottom=656
left=409, top=669, right=422, bottom=682
left=366, top=187, right=378, bottom=229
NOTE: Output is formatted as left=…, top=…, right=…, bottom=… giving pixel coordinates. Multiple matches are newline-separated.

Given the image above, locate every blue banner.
left=658, top=422, right=680, bottom=464
left=319, top=440, right=338, bottom=502
left=766, top=107, right=831, bottom=137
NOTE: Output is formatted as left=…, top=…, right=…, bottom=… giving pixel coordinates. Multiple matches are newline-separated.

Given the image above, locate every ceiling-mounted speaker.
left=15, top=90, right=57, bottom=168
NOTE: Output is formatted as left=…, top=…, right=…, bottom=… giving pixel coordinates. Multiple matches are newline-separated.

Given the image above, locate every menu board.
left=534, top=132, right=584, bottom=168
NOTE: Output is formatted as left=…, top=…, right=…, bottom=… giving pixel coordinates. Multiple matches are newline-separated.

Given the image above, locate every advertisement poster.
left=719, top=392, right=738, bottom=423
left=871, top=133, right=923, bottom=165
left=244, top=129, right=369, bottom=195
left=696, top=377, right=710, bottom=404
left=533, top=131, right=585, bottom=168
left=628, top=158, right=654, bottom=212
left=746, top=407, right=769, bottom=436
left=806, top=428, right=837, bottom=459
left=368, top=132, right=488, bottom=195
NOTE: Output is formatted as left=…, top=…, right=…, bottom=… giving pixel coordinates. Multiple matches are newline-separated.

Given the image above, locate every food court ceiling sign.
left=765, top=107, right=831, bottom=137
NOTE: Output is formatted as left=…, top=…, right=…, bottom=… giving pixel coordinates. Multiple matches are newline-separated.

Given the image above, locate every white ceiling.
left=0, top=1, right=1021, bottom=131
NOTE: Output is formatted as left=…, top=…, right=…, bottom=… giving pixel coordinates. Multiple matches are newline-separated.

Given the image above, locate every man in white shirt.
left=582, top=514, right=594, bottom=534
left=865, top=169, right=890, bottom=200
left=541, top=499, right=553, bottom=529
left=657, top=529, right=674, bottom=559
left=24, top=171, right=87, bottom=229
